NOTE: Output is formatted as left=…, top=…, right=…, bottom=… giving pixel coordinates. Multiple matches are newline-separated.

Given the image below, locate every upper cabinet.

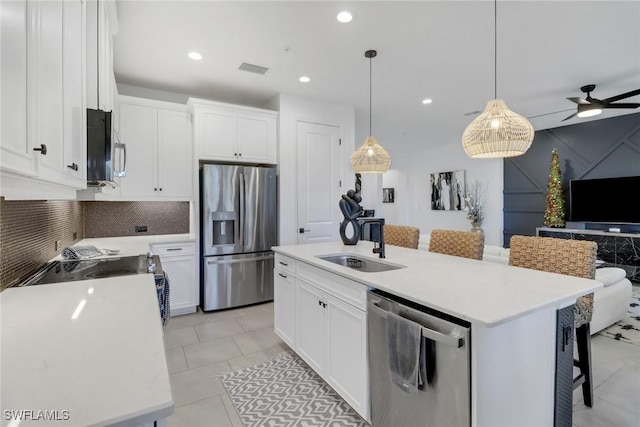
left=117, top=96, right=193, bottom=201
left=187, top=98, right=277, bottom=164
left=0, top=0, right=87, bottom=199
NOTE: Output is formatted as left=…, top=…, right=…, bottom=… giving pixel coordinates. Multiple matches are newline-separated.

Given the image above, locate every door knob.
left=299, top=228, right=311, bottom=234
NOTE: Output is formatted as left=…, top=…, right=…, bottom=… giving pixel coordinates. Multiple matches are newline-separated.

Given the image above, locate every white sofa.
left=418, top=234, right=632, bottom=334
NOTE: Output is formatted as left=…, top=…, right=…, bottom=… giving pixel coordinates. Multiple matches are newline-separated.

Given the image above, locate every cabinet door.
left=326, top=296, right=368, bottom=418
left=156, top=253, right=197, bottom=316
left=296, top=280, right=326, bottom=374
left=199, top=109, right=237, bottom=161
left=62, top=0, right=85, bottom=185
left=29, top=0, right=65, bottom=181
left=157, top=110, right=192, bottom=199
left=1, top=0, right=35, bottom=177
left=237, top=113, right=275, bottom=163
left=274, top=268, right=296, bottom=348
left=118, top=103, right=158, bottom=199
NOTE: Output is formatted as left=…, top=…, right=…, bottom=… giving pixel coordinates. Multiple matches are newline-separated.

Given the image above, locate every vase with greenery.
left=465, top=180, right=487, bottom=232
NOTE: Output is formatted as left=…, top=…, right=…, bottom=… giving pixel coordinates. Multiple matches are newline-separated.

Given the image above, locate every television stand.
left=536, top=227, right=640, bottom=282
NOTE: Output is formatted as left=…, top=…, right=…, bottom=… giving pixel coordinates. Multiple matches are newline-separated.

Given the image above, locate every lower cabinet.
left=274, top=266, right=296, bottom=348
left=273, top=253, right=369, bottom=421
left=150, top=241, right=197, bottom=316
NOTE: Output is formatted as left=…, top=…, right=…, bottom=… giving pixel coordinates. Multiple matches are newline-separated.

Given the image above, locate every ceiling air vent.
left=239, top=62, right=269, bottom=75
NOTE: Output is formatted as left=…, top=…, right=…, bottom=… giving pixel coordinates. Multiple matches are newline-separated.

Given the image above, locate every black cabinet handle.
left=318, top=301, right=327, bottom=308
left=166, top=248, right=183, bottom=252
left=33, top=144, right=47, bottom=155
left=278, top=272, right=287, bottom=279
left=154, top=188, right=157, bottom=191
left=66, top=163, right=78, bottom=171
left=279, top=261, right=288, bottom=266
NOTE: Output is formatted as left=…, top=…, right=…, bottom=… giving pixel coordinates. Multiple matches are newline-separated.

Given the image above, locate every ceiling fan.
left=562, top=84, right=640, bottom=122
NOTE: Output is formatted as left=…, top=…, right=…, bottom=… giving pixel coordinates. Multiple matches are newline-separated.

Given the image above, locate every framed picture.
left=430, top=170, right=465, bottom=211
left=382, top=188, right=394, bottom=203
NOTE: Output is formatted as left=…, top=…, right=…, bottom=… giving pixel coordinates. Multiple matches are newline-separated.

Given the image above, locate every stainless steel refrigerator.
left=200, top=163, right=277, bottom=311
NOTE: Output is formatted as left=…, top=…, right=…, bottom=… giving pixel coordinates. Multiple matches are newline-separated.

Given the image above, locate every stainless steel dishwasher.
left=368, top=289, right=471, bottom=427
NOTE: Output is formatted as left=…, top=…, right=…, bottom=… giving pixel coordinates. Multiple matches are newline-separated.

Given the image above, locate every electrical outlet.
left=135, top=225, right=148, bottom=233
left=55, top=240, right=62, bottom=251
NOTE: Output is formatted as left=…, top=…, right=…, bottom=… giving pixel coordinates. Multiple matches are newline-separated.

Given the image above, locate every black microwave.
left=86, top=108, right=125, bottom=185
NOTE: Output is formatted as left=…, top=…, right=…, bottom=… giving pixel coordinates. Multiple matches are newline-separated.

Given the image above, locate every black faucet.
left=358, top=218, right=385, bottom=258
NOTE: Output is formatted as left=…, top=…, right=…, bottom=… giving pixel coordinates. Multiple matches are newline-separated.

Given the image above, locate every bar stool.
left=428, top=229, right=485, bottom=260
left=508, top=235, right=597, bottom=407
left=384, top=225, right=421, bottom=249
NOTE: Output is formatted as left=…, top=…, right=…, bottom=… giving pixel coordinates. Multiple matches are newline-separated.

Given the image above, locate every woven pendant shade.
left=351, top=136, right=391, bottom=173
left=462, top=99, right=534, bottom=158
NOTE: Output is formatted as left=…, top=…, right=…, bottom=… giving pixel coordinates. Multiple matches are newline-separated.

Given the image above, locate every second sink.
left=316, top=253, right=405, bottom=273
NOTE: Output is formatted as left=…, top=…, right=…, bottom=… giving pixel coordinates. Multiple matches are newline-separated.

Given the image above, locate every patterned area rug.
left=220, top=352, right=367, bottom=427
left=598, top=285, right=640, bottom=346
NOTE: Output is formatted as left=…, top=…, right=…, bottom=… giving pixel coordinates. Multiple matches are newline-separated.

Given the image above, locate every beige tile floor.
left=163, top=302, right=640, bottom=427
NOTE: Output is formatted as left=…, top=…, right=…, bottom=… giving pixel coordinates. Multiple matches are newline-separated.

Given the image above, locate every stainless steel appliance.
left=367, top=289, right=471, bottom=427
left=200, top=163, right=277, bottom=311
left=19, top=255, right=170, bottom=326
left=87, top=108, right=126, bottom=186
left=20, top=255, right=163, bottom=286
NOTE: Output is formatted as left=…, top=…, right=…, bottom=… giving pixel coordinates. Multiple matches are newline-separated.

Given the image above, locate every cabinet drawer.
left=297, top=262, right=367, bottom=311
left=151, top=242, right=196, bottom=256
left=275, top=253, right=296, bottom=275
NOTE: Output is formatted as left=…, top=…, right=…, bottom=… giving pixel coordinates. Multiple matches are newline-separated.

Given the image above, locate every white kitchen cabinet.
left=1, top=0, right=34, bottom=178
left=118, top=96, right=192, bottom=201
left=150, top=241, right=197, bottom=316
left=296, top=280, right=327, bottom=374
left=187, top=98, right=277, bottom=164
left=273, top=256, right=369, bottom=420
left=0, top=0, right=86, bottom=199
left=274, top=255, right=296, bottom=348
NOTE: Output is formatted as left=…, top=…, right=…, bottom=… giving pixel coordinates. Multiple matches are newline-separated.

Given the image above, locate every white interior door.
left=296, top=121, right=342, bottom=244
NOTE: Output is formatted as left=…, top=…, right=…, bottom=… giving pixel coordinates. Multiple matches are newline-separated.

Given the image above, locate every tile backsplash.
left=1, top=199, right=190, bottom=289
left=83, top=201, right=189, bottom=237
left=0, top=198, right=84, bottom=289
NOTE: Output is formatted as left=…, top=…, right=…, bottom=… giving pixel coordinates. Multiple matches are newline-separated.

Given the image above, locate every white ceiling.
left=113, top=1, right=640, bottom=150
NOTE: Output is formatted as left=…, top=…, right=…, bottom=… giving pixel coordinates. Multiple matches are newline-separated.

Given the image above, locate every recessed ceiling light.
left=337, top=11, right=353, bottom=23
left=422, top=98, right=433, bottom=104
left=299, top=76, right=311, bottom=83
left=188, top=52, right=202, bottom=60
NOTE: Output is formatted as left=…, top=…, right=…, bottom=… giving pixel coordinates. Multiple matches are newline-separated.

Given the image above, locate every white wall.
left=266, top=94, right=355, bottom=246
left=381, top=141, right=504, bottom=246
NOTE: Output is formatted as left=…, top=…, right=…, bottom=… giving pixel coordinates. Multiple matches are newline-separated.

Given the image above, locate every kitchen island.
left=0, top=275, right=173, bottom=426
left=272, top=241, right=602, bottom=427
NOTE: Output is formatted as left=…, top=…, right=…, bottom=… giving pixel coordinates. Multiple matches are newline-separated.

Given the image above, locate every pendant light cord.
left=369, top=55, right=372, bottom=136
left=494, top=0, right=497, bottom=100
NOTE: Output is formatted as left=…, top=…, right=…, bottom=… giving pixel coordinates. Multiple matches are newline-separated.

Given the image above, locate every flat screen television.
left=569, top=176, right=640, bottom=224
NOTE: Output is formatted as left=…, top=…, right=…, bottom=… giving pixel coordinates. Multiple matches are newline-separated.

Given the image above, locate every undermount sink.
left=316, top=253, right=405, bottom=273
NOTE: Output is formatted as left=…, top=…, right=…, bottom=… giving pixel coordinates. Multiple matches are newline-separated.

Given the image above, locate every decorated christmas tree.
left=544, top=148, right=565, bottom=227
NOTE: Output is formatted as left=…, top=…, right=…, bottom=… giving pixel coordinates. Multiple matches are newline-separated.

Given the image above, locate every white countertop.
left=0, top=275, right=174, bottom=426
left=52, top=234, right=196, bottom=260
left=273, top=241, right=603, bottom=328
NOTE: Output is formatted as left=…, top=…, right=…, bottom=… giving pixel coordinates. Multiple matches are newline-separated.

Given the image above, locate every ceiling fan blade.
left=601, top=88, right=640, bottom=104
left=602, top=103, right=640, bottom=109
left=562, top=112, right=578, bottom=122
left=527, top=108, right=574, bottom=119
left=567, top=97, right=590, bottom=105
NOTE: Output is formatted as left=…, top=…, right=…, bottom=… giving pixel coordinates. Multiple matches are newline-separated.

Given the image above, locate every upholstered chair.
left=384, top=225, right=420, bottom=249
left=508, top=235, right=597, bottom=407
left=428, top=229, right=485, bottom=260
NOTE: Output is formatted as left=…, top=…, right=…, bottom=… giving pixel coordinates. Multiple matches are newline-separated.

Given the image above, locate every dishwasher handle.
left=369, top=302, right=464, bottom=349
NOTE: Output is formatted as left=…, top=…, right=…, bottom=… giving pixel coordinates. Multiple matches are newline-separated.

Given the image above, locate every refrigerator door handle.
left=239, top=171, right=245, bottom=250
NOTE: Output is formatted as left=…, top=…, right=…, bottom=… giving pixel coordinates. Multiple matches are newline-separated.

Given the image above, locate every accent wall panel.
left=503, top=112, right=640, bottom=246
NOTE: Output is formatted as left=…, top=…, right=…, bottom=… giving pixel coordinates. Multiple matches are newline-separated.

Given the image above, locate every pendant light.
left=462, top=0, right=534, bottom=158
left=351, top=50, right=391, bottom=173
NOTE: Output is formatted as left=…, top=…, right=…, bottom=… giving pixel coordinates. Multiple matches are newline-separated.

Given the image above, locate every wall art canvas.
left=382, top=188, right=394, bottom=203
left=431, top=170, right=465, bottom=211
